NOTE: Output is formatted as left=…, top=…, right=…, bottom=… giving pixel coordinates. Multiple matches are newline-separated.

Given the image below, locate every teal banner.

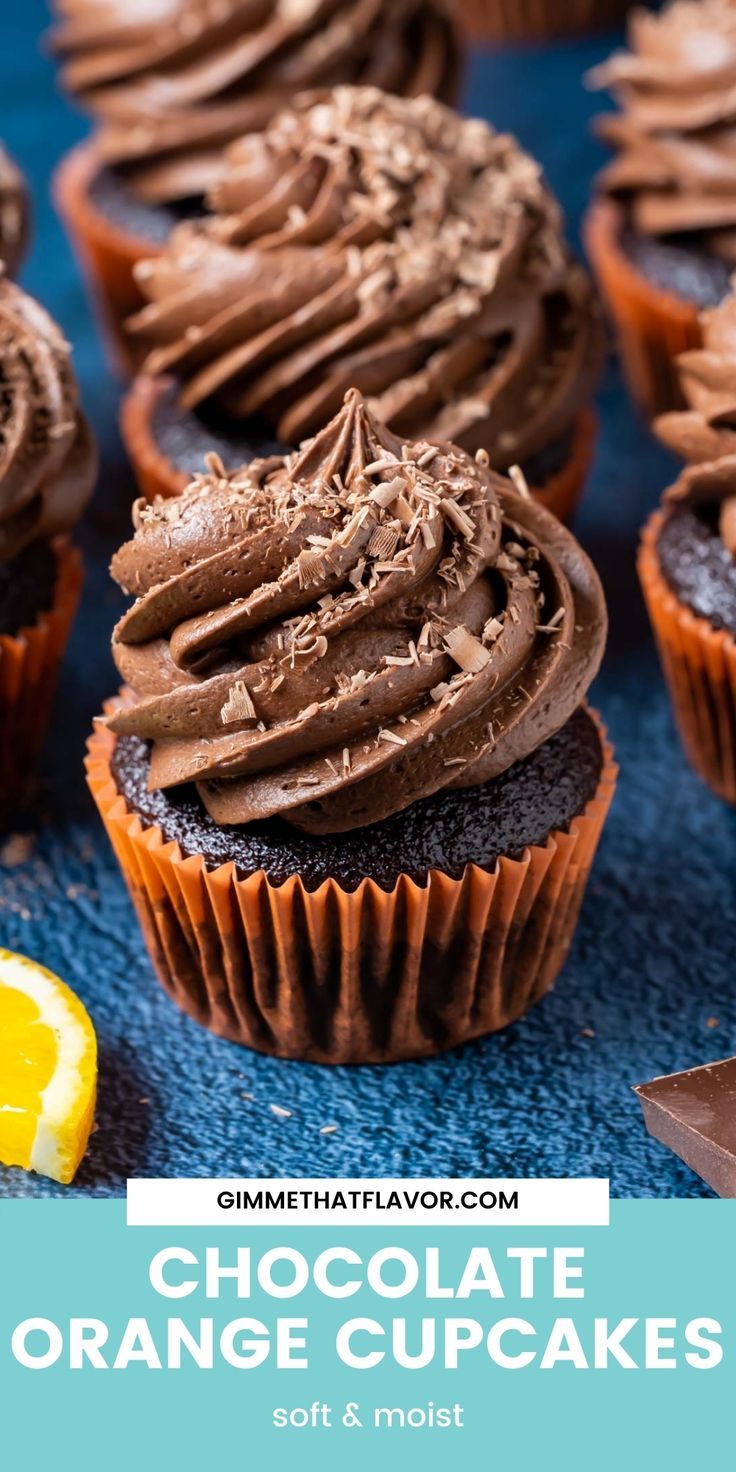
left=1, top=1200, right=733, bottom=1469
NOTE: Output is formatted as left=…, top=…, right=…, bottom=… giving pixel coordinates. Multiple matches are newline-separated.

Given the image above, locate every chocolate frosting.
left=50, top=0, right=459, bottom=206
left=129, top=87, right=600, bottom=471
left=657, top=289, right=736, bottom=553
left=588, top=0, right=736, bottom=258
left=0, top=280, right=97, bottom=563
left=0, top=144, right=29, bottom=278
left=108, top=390, right=607, bottom=834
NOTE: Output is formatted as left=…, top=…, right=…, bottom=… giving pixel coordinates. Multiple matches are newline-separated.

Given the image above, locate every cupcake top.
left=108, top=390, right=606, bottom=834
left=129, top=87, right=600, bottom=471
left=0, top=143, right=30, bottom=277
left=50, top=0, right=459, bottom=206
left=0, top=280, right=97, bottom=563
left=588, top=0, right=736, bottom=255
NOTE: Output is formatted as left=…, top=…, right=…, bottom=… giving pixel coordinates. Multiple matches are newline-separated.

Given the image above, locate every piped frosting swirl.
left=0, top=280, right=97, bottom=563
left=588, top=0, right=736, bottom=258
left=108, top=390, right=607, bottom=833
left=50, top=0, right=459, bottom=206
left=129, top=87, right=600, bottom=472
left=657, top=289, right=736, bottom=553
left=0, top=144, right=29, bottom=278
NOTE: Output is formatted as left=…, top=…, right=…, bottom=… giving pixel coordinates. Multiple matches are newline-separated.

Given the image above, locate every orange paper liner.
left=53, top=141, right=159, bottom=378
left=639, top=511, right=736, bottom=804
left=456, top=0, right=630, bottom=42
left=121, top=372, right=596, bottom=522
left=584, top=198, right=701, bottom=420
left=0, top=538, right=83, bottom=818
left=86, top=697, right=616, bottom=1064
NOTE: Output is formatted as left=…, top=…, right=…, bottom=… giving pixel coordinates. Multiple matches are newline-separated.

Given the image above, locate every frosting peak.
left=50, top=0, right=459, bottom=205
left=0, top=281, right=97, bottom=563
left=588, top=0, right=736, bottom=252
left=129, top=87, right=599, bottom=471
left=109, top=390, right=607, bottom=834
left=0, top=144, right=29, bottom=278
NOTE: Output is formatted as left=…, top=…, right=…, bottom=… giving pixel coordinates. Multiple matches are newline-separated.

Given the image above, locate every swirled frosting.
left=129, top=87, right=600, bottom=471
left=108, top=390, right=606, bottom=834
left=657, top=289, right=736, bottom=553
left=0, top=144, right=29, bottom=277
left=588, top=0, right=736, bottom=256
left=50, top=0, right=459, bottom=206
left=0, top=280, right=97, bottom=563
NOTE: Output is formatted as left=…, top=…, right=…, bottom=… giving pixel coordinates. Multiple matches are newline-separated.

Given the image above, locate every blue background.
left=1, top=5, right=734, bottom=1199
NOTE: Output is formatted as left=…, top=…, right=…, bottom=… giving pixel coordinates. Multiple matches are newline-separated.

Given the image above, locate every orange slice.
left=0, top=949, right=97, bottom=1184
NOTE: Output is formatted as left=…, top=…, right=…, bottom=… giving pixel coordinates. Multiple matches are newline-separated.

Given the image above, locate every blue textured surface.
left=1, top=6, right=735, bottom=1200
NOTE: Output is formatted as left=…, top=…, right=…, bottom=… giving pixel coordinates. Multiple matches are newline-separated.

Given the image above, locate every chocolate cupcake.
left=0, top=143, right=30, bottom=278
left=640, top=291, right=736, bottom=801
left=457, top=0, right=632, bottom=45
left=585, top=0, right=736, bottom=417
left=50, top=0, right=460, bottom=364
left=122, top=87, right=602, bottom=522
left=0, top=280, right=97, bottom=818
left=88, top=389, right=615, bottom=1062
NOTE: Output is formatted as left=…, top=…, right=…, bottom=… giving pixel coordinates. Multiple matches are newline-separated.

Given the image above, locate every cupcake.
left=122, top=87, right=602, bottom=522
left=639, top=291, right=736, bottom=802
left=88, top=389, right=614, bottom=1063
left=457, top=0, right=632, bottom=45
left=0, top=280, right=97, bottom=819
left=0, top=143, right=30, bottom=277
left=585, top=0, right=736, bottom=418
left=49, top=0, right=460, bottom=366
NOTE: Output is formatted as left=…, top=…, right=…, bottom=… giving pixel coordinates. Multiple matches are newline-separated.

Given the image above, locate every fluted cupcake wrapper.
left=121, top=371, right=596, bottom=523
left=456, top=0, right=630, bottom=42
left=86, top=697, right=616, bottom=1064
left=639, top=511, right=736, bottom=804
left=0, top=538, right=83, bottom=820
left=584, top=199, right=701, bottom=420
left=53, top=141, right=154, bottom=378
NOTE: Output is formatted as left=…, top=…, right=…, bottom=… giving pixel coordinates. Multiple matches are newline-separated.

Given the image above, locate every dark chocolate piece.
left=636, top=1057, right=736, bottom=1198
left=656, top=501, right=736, bottom=637
left=111, top=705, right=603, bottom=893
left=0, top=540, right=56, bottom=637
left=621, top=221, right=732, bottom=312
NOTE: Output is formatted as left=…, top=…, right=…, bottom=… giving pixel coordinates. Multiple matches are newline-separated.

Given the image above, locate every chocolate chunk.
left=636, top=1058, right=736, bottom=1197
